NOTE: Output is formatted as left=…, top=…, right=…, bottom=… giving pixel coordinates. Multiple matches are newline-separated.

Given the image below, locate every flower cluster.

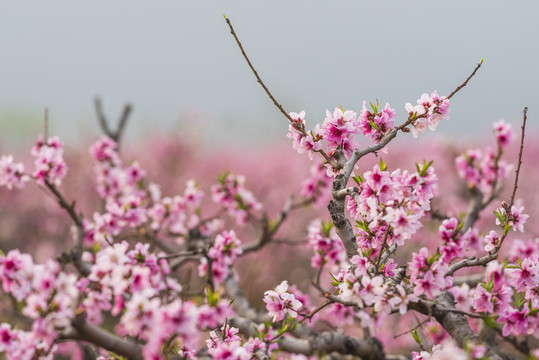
left=0, top=249, right=78, bottom=359
left=348, top=160, right=438, bottom=254
left=0, top=155, right=28, bottom=189
left=147, top=179, right=207, bottom=240
left=199, top=230, right=243, bottom=286
left=455, top=147, right=512, bottom=194
left=332, top=264, right=418, bottom=332
left=287, top=111, right=322, bottom=160
left=300, top=160, right=332, bottom=205
left=405, top=91, right=450, bottom=138
left=31, top=136, right=68, bottom=186
left=493, top=119, right=513, bottom=149
left=307, top=220, right=346, bottom=271
left=471, top=256, right=539, bottom=337
left=320, top=107, right=361, bottom=156
left=358, top=101, right=396, bottom=143
left=438, top=217, right=481, bottom=262
left=263, top=280, right=303, bottom=322
left=455, top=120, right=514, bottom=194
left=206, top=324, right=267, bottom=360
left=211, top=173, right=262, bottom=225
left=495, top=203, right=529, bottom=233
left=89, top=136, right=146, bottom=201
left=408, top=247, right=453, bottom=298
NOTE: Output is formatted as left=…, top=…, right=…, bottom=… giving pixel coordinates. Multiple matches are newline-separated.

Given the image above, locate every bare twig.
left=223, top=16, right=335, bottom=167
left=447, top=59, right=483, bottom=100
left=63, top=314, right=143, bottom=360
left=393, top=318, right=429, bottom=339
left=462, top=185, right=484, bottom=232
left=44, top=108, right=49, bottom=140
left=509, top=107, right=528, bottom=207
left=94, top=97, right=133, bottom=144
left=299, top=300, right=332, bottom=321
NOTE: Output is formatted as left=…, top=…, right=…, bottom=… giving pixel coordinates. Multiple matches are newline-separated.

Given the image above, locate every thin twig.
left=44, top=108, right=49, bottom=140
left=299, top=300, right=332, bottom=321
left=94, top=97, right=133, bottom=144
left=223, top=16, right=335, bottom=167
left=509, top=107, right=527, bottom=207
left=393, top=318, right=429, bottom=339
left=447, top=60, right=483, bottom=99
left=223, top=16, right=293, bottom=125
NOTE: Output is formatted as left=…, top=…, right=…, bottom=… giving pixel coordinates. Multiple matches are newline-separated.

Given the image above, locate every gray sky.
left=0, top=1, right=537, bottom=148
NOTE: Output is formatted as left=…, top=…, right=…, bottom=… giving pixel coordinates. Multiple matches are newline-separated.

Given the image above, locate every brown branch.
left=223, top=16, right=335, bottom=167
left=43, top=180, right=90, bottom=275
left=445, top=253, right=497, bottom=277
left=94, top=97, right=132, bottom=144
left=242, top=194, right=313, bottom=254
left=228, top=316, right=386, bottom=360
left=509, top=107, right=527, bottom=207
left=300, top=300, right=332, bottom=321
left=63, top=314, right=143, bottom=360
left=223, top=16, right=292, bottom=125
left=408, top=292, right=509, bottom=360
left=393, top=318, right=429, bottom=339
left=447, top=59, right=483, bottom=100
left=462, top=185, right=484, bottom=232
left=452, top=273, right=484, bottom=287
left=224, top=274, right=266, bottom=322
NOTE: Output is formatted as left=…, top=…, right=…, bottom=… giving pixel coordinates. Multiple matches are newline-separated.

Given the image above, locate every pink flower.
left=499, top=307, right=531, bottom=336
left=32, top=135, right=68, bottom=186
left=483, top=230, right=500, bottom=252
left=507, top=256, right=538, bottom=292
left=406, top=91, right=450, bottom=137
left=263, top=281, right=303, bottom=322
left=321, top=108, right=360, bottom=154
left=472, top=285, right=494, bottom=313
left=0, top=155, right=29, bottom=189
left=212, top=173, right=262, bottom=225
left=493, top=119, right=513, bottom=148
left=359, top=275, right=385, bottom=306
left=358, top=101, right=396, bottom=143
left=496, top=205, right=529, bottom=233
left=449, top=283, right=473, bottom=312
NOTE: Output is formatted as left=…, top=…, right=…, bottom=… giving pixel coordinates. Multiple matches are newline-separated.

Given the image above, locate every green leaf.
left=483, top=317, right=499, bottom=329
left=484, top=278, right=494, bottom=292
left=355, top=220, right=370, bottom=233
left=217, top=171, right=230, bottom=184
left=493, top=209, right=505, bottom=225
left=417, top=159, right=434, bottom=177
left=329, top=271, right=341, bottom=286
left=206, top=288, right=220, bottom=307
left=321, top=221, right=333, bottom=236
left=411, top=330, right=422, bottom=346
left=369, top=99, right=380, bottom=114
left=352, top=174, right=364, bottom=185
left=379, top=158, right=387, bottom=172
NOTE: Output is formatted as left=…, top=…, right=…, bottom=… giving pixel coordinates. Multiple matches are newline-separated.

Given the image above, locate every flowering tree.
left=0, top=16, right=537, bottom=360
